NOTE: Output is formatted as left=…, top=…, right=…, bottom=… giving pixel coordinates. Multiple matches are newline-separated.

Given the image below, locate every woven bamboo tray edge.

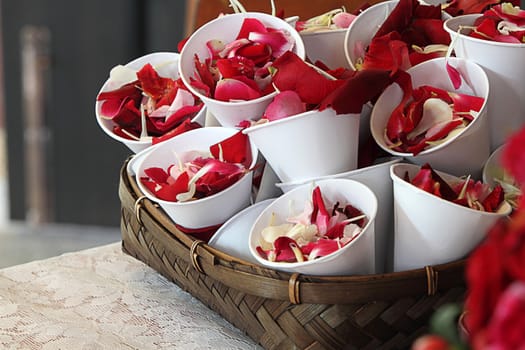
left=119, top=160, right=466, bottom=304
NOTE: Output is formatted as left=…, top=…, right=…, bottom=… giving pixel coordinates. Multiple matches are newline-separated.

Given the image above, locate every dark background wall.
left=1, top=0, right=186, bottom=227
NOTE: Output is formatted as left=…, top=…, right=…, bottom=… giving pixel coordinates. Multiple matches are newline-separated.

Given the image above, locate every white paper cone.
left=178, top=12, right=306, bottom=127
left=390, top=163, right=511, bottom=272
left=444, top=14, right=525, bottom=150
left=243, top=108, right=361, bottom=183
left=136, top=127, right=258, bottom=229
left=301, top=29, right=350, bottom=69
left=370, top=57, right=491, bottom=179
left=249, top=178, right=377, bottom=276
left=95, top=52, right=205, bottom=153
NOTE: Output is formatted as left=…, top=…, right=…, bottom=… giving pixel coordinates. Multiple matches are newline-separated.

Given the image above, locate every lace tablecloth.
left=0, top=242, right=262, bottom=349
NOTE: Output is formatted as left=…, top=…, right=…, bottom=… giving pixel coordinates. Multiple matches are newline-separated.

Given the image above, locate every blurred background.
left=0, top=0, right=187, bottom=266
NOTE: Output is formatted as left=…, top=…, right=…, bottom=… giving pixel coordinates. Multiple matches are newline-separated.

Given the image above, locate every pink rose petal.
left=263, top=90, right=306, bottom=121
left=214, top=78, right=262, bottom=101
left=332, top=12, right=357, bottom=28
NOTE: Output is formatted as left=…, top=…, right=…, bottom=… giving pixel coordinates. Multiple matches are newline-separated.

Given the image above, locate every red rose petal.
left=235, top=42, right=273, bottom=65
left=210, top=131, right=252, bottom=167
left=152, top=119, right=202, bottom=145
left=305, top=239, right=341, bottom=260
left=311, top=186, right=330, bottom=235
left=319, top=68, right=393, bottom=115
left=216, top=56, right=255, bottom=79
left=136, top=63, right=175, bottom=100
left=236, top=18, right=268, bottom=40
left=272, top=51, right=345, bottom=106
left=97, top=82, right=140, bottom=102
left=144, top=167, right=170, bottom=184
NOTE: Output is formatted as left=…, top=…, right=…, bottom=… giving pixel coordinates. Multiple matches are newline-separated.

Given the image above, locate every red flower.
left=465, top=203, right=525, bottom=344
left=483, top=281, right=525, bottom=349
left=411, top=334, right=451, bottom=350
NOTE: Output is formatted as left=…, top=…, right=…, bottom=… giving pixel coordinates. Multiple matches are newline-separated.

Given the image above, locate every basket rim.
left=120, top=158, right=466, bottom=304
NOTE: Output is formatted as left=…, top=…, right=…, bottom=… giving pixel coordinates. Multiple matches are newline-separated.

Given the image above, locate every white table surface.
left=0, top=242, right=262, bottom=349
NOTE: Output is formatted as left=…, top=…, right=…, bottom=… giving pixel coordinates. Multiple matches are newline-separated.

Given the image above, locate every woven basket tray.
left=119, top=160, right=466, bottom=350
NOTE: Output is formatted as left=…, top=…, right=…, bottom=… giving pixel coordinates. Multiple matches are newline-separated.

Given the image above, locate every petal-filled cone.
left=249, top=178, right=377, bottom=276
left=275, top=157, right=402, bottom=272
left=136, top=127, right=258, bottom=230
left=444, top=14, right=525, bottom=151
left=344, top=0, right=399, bottom=70
left=390, top=163, right=511, bottom=272
left=95, top=52, right=205, bottom=153
left=178, top=12, right=305, bottom=127
left=370, top=57, right=490, bottom=179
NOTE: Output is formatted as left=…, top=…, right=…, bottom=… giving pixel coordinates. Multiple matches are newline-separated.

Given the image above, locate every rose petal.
left=273, top=236, right=302, bottom=262
left=210, top=131, right=252, bottom=167
left=411, top=167, right=441, bottom=195
left=214, top=77, right=262, bottom=101
left=482, top=184, right=505, bottom=212
left=407, top=98, right=453, bottom=140
left=136, top=63, right=176, bottom=100
left=306, top=239, right=341, bottom=260
left=411, top=18, right=451, bottom=45
left=196, top=168, right=244, bottom=196
left=193, top=54, right=216, bottom=96
left=332, top=12, right=357, bottom=28
left=236, top=18, right=268, bottom=40
left=386, top=69, right=414, bottom=141
left=272, top=51, right=345, bottom=105
left=362, top=32, right=412, bottom=72
left=97, top=82, right=140, bottom=102
left=487, top=281, right=525, bottom=349
left=206, top=39, right=226, bottom=59
left=144, top=167, right=170, bottom=184
left=235, top=42, right=273, bottom=65
left=220, top=38, right=251, bottom=58
left=108, top=65, right=139, bottom=87
left=248, top=30, right=293, bottom=59
left=216, top=56, right=255, bottom=79
left=446, top=62, right=462, bottom=89
left=149, top=104, right=202, bottom=133
left=166, top=89, right=195, bottom=119
left=263, top=90, right=306, bottom=121
left=424, top=118, right=464, bottom=141
left=319, top=68, right=393, bottom=115
left=311, top=186, right=330, bottom=235
left=112, top=99, right=141, bottom=127
left=152, top=119, right=202, bottom=145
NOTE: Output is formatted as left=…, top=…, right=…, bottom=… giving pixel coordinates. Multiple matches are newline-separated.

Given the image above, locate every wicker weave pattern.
left=119, top=162, right=465, bottom=350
